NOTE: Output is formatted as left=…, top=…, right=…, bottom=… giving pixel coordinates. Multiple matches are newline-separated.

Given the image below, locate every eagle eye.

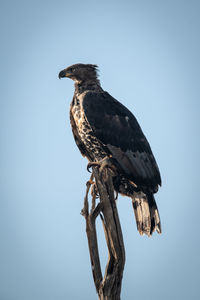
left=67, top=67, right=74, bottom=73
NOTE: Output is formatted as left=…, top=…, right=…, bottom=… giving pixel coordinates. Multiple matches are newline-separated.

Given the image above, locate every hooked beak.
left=58, top=69, right=72, bottom=79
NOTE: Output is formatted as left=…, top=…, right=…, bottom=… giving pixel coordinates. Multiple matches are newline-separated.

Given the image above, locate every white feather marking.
left=125, top=116, right=129, bottom=122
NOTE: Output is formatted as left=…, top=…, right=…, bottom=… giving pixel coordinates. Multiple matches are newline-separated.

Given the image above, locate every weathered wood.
left=81, top=175, right=103, bottom=291
left=82, top=167, right=125, bottom=300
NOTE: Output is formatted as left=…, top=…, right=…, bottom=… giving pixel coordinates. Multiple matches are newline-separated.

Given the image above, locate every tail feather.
left=149, top=194, right=162, bottom=235
left=132, top=192, right=161, bottom=237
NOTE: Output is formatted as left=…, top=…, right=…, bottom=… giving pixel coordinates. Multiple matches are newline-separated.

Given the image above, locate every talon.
left=87, top=163, right=92, bottom=173
left=87, top=157, right=117, bottom=178
left=87, top=162, right=100, bottom=173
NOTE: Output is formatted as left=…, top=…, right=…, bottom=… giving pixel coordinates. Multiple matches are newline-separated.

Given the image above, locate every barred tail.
left=132, top=192, right=161, bottom=237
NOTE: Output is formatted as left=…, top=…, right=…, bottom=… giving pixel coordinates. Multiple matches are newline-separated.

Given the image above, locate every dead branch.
left=82, top=167, right=125, bottom=300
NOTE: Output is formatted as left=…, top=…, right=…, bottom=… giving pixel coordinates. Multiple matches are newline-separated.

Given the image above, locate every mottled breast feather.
left=70, top=93, right=107, bottom=162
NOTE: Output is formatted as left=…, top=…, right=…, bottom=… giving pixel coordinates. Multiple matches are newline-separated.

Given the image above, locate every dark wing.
left=82, top=91, right=161, bottom=191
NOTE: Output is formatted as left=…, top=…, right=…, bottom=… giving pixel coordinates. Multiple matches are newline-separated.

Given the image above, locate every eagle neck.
left=74, top=79, right=103, bottom=94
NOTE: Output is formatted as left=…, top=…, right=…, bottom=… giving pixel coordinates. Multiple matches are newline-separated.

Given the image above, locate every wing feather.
left=82, top=91, right=161, bottom=190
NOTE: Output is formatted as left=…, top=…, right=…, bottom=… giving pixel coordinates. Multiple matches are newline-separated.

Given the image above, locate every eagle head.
left=58, top=63, right=98, bottom=82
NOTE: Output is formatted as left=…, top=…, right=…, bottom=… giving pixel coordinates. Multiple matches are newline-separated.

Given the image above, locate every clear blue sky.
left=0, top=1, right=200, bottom=299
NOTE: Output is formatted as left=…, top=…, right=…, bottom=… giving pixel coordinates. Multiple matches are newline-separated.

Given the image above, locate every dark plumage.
left=59, top=63, right=162, bottom=236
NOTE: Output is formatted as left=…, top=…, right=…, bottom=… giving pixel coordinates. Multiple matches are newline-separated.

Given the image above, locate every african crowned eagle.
left=59, top=63, right=161, bottom=236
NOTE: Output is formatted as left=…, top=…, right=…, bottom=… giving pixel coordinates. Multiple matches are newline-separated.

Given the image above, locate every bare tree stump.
left=81, top=167, right=125, bottom=300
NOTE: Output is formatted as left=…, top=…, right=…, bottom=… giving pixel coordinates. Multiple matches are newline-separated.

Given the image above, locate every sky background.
left=0, top=0, right=200, bottom=299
